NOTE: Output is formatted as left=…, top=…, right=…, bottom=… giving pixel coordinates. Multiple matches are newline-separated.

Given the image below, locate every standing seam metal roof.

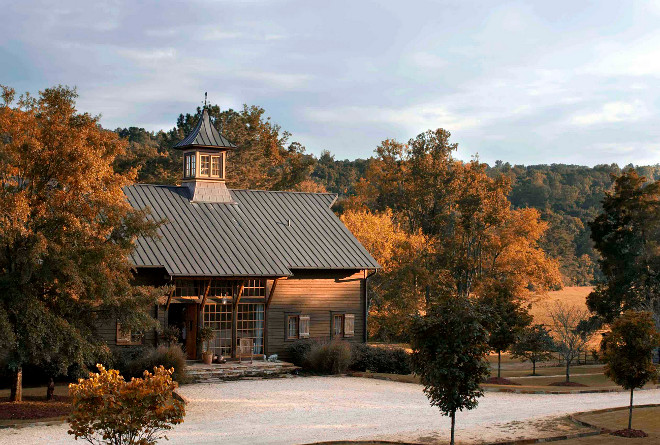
left=173, top=108, right=236, bottom=149
left=125, top=184, right=380, bottom=277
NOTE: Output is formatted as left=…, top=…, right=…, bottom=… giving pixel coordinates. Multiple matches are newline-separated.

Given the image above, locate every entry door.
left=184, top=304, right=198, bottom=360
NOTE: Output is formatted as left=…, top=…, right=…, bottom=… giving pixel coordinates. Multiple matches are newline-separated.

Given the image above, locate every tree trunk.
left=628, top=387, right=634, bottom=430
left=497, top=351, right=501, bottom=378
left=450, top=410, right=456, bottom=445
left=47, top=378, right=55, bottom=401
left=10, top=367, right=22, bottom=402
left=565, top=360, right=570, bottom=383
left=532, top=359, right=536, bottom=376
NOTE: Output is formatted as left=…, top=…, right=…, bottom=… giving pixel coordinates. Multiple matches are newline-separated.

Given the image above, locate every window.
left=184, top=153, right=196, bottom=178
left=203, top=302, right=232, bottom=357
left=243, top=279, right=266, bottom=297
left=116, top=322, right=143, bottom=345
left=287, top=315, right=299, bottom=340
left=237, top=303, right=265, bottom=354
left=286, top=314, right=310, bottom=340
left=211, top=155, right=223, bottom=177
left=333, top=314, right=344, bottom=338
left=200, top=155, right=211, bottom=176
left=332, top=313, right=355, bottom=338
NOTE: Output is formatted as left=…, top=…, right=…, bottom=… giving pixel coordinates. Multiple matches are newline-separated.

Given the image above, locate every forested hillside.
left=112, top=104, right=660, bottom=287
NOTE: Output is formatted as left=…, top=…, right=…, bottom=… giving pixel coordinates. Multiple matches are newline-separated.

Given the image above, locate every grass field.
left=562, top=406, right=660, bottom=444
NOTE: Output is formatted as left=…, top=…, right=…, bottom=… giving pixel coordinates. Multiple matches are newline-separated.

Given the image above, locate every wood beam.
left=165, top=287, right=175, bottom=312
left=200, top=279, right=212, bottom=310
left=266, top=278, right=279, bottom=309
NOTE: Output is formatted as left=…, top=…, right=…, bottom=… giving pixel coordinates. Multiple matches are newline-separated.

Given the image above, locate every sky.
left=2, top=0, right=660, bottom=166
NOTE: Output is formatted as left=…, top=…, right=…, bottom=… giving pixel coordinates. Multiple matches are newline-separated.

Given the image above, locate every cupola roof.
left=173, top=108, right=236, bottom=150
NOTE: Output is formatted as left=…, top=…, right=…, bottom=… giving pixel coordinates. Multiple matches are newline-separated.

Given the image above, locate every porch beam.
left=200, top=279, right=212, bottom=310
left=165, top=287, right=175, bottom=312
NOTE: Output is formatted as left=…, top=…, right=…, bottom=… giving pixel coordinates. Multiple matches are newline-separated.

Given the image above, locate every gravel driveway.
left=1, top=376, right=658, bottom=445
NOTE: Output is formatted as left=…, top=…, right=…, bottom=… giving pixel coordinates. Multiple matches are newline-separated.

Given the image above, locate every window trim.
left=331, top=313, right=344, bottom=339
left=200, top=154, right=211, bottom=177
left=286, top=314, right=300, bottom=341
left=211, top=155, right=223, bottom=178
left=184, top=152, right=197, bottom=178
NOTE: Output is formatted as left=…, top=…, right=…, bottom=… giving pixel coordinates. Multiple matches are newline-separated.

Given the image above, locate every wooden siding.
left=266, top=270, right=366, bottom=359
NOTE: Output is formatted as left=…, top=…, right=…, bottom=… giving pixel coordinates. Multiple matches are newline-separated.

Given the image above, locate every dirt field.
left=528, top=286, right=593, bottom=325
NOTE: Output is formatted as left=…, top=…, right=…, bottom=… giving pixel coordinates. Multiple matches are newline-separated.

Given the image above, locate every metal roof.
left=173, top=108, right=236, bottom=150
left=125, top=185, right=380, bottom=277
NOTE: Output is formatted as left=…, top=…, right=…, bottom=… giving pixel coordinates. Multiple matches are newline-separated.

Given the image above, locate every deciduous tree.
left=600, top=311, right=660, bottom=432
left=511, top=324, right=555, bottom=376
left=410, top=295, right=490, bottom=445
left=548, top=303, right=595, bottom=383
left=0, top=85, right=163, bottom=401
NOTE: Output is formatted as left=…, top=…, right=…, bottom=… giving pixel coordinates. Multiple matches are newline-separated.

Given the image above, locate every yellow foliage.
left=68, top=364, right=185, bottom=445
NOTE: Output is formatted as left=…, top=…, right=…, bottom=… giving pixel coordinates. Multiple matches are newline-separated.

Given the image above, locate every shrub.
left=68, top=364, right=185, bottom=445
left=305, top=340, right=352, bottom=374
left=120, top=345, right=188, bottom=383
left=161, top=326, right=181, bottom=346
left=350, top=344, right=411, bottom=375
left=286, top=339, right=315, bottom=367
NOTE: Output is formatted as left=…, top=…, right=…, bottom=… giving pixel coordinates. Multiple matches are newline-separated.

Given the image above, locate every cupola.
left=173, top=107, right=236, bottom=203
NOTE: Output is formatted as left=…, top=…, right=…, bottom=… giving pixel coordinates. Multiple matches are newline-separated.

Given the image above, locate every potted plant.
left=198, top=325, right=215, bottom=365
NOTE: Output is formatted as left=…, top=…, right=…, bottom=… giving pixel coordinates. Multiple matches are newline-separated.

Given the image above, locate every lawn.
left=560, top=406, right=660, bottom=444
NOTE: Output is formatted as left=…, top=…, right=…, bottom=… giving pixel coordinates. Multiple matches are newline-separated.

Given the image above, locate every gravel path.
left=1, top=376, right=658, bottom=445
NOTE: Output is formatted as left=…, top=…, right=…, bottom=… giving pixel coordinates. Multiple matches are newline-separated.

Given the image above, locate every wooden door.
left=184, top=304, right=198, bottom=360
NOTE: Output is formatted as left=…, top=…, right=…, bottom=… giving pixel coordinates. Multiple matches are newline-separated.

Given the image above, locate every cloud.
left=571, top=101, right=648, bottom=126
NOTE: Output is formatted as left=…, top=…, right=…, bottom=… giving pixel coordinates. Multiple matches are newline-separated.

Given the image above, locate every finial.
left=204, top=92, right=208, bottom=108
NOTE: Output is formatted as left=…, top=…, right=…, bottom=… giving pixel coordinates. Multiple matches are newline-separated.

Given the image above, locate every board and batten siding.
left=266, top=269, right=366, bottom=359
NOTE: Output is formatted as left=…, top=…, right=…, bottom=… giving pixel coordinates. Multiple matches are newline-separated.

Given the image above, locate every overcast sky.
left=3, top=1, right=660, bottom=165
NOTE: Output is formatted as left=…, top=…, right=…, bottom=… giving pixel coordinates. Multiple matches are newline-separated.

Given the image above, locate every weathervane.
left=204, top=92, right=207, bottom=108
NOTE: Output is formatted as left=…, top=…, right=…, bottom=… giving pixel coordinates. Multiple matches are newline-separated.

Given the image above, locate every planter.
left=202, top=351, right=213, bottom=365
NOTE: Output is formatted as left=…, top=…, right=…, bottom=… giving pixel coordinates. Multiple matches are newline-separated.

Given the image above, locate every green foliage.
left=198, top=325, right=215, bottom=353
left=588, top=170, right=660, bottom=323
left=510, top=324, right=555, bottom=375
left=68, top=364, right=185, bottom=445
left=286, top=339, right=315, bottom=367
left=477, top=282, right=533, bottom=369
left=350, top=344, right=411, bottom=374
left=601, top=311, right=660, bottom=391
left=0, top=85, right=164, bottom=400
left=410, top=295, right=490, bottom=445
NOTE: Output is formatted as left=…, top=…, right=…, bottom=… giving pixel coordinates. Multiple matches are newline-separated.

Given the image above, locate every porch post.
left=264, top=278, right=279, bottom=357
left=231, top=280, right=246, bottom=359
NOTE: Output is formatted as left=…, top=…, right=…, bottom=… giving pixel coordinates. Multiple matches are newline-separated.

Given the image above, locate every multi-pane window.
left=333, top=314, right=344, bottom=338
left=203, top=302, right=232, bottom=357
left=287, top=314, right=310, bottom=340
left=211, top=155, right=222, bottom=178
left=200, top=155, right=211, bottom=176
left=243, top=279, right=266, bottom=297
left=209, top=280, right=233, bottom=298
left=287, top=315, right=299, bottom=340
left=116, top=322, right=143, bottom=345
left=175, top=280, right=203, bottom=298
left=184, top=153, right=196, bottom=178
left=237, top=303, right=265, bottom=354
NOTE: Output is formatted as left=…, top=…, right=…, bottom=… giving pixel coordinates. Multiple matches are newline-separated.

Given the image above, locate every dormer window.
left=200, top=155, right=211, bottom=176
left=184, top=153, right=196, bottom=178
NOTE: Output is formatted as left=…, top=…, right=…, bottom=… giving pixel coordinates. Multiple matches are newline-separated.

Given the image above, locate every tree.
left=548, top=303, right=595, bottom=383
left=409, top=295, right=490, bottom=445
left=600, top=311, right=660, bottom=432
left=478, top=282, right=533, bottom=378
left=0, top=85, right=163, bottom=401
left=511, top=324, right=555, bottom=376
left=68, top=364, right=185, bottom=445
left=588, top=170, right=660, bottom=323
left=352, top=129, right=562, bottom=302
left=341, top=209, right=432, bottom=340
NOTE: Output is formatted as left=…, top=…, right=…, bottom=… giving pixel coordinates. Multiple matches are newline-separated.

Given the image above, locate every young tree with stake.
left=410, top=295, right=490, bottom=445
left=600, top=311, right=660, bottom=434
